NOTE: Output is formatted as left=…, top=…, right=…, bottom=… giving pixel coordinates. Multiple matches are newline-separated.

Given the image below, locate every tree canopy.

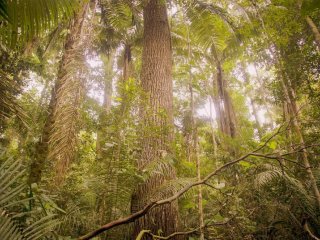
left=1, top=0, right=320, bottom=239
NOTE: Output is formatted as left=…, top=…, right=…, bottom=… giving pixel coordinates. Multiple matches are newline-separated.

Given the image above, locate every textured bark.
left=29, top=4, right=89, bottom=184
left=215, top=60, right=236, bottom=138
left=48, top=2, right=89, bottom=184
left=131, top=0, right=179, bottom=239
left=28, top=90, right=55, bottom=184
left=123, top=44, right=133, bottom=83
left=306, top=16, right=320, bottom=49
left=280, top=77, right=320, bottom=208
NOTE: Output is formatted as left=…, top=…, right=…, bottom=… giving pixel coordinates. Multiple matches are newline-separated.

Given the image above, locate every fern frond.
left=151, top=177, right=197, bottom=200
left=142, top=155, right=176, bottom=180
left=255, top=165, right=316, bottom=217
left=0, top=155, right=61, bottom=239
left=0, top=211, right=23, bottom=240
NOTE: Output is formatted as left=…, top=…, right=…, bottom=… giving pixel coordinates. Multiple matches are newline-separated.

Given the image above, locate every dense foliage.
left=1, top=0, right=320, bottom=239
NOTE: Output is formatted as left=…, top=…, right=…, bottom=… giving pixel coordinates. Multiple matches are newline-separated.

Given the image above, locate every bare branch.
left=78, top=124, right=286, bottom=240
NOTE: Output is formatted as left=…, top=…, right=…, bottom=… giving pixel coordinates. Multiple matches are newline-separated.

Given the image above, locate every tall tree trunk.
left=28, top=90, right=55, bottom=184
left=189, top=85, right=204, bottom=240
left=28, top=3, right=89, bottom=184
left=123, top=44, right=133, bottom=83
left=215, top=60, right=236, bottom=138
left=96, top=53, right=114, bottom=158
left=306, top=16, right=320, bottom=49
left=241, top=64, right=263, bottom=139
left=283, top=100, right=294, bottom=150
left=49, top=2, right=89, bottom=184
left=211, top=45, right=236, bottom=138
left=131, top=0, right=179, bottom=238
left=280, top=77, right=320, bottom=208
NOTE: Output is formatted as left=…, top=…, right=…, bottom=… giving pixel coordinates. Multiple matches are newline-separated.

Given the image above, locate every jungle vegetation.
left=1, top=0, right=320, bottom=239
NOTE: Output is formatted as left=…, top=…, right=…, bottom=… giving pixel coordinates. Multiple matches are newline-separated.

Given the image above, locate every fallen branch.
left=78, top=202, right=156, bottom=240
left=304, top=221, right=320, bottom=240
left=141, top=219, right=231, bottom=240
left=79, top=124, right=286, bottom=240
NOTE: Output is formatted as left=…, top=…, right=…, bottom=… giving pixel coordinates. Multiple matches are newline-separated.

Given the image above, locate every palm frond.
left=151, top=177, right=197, bottom=200
left=0, top=211, right=23, bottom=240
left=0, top=0, right=8, bottom=21
left=0, top=70, right=30, bottom=131
left=142, top=155, right=176, bottom=180
left=0, top=0, right=78, bottom=49
left=48, top=2, right=92, bottom=183
left=0, top=157, right=26, bottom=208
left=255, top=164, right=316, bottom=217
left=22, top=214, right=59, bottom=240
left=99, top=0, right=142, bottom=52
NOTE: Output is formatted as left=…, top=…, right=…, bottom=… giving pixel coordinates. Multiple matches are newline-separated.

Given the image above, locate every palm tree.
left=186, top=1, right=240, bottom=139
left=28, top=1, right=92, bottom=185
left=0, top=0, right=78, bottom=134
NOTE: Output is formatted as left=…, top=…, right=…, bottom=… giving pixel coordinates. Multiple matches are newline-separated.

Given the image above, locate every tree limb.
left=79, top=124, right=286, bottom=240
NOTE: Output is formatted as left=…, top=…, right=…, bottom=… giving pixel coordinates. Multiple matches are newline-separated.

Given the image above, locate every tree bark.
left=131, top=0, right=179, bottom=239
left=189, top=84, right=204, bottom=240
left=212, top=48, right=236, bottom=138
left=29, top=3, right=89, bottom=184
left=48, top=2, right=89, bottom=184
left=28, top=90, right=55, bottom=184
left=241, top=64, right=263, bottom=139
left=280, top=77, right=320, bottom=208
left=306, top=16, right=320, bottom=49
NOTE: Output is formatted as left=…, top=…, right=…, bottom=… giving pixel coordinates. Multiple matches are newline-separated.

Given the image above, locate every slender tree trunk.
left=215, top=61, right=230, bottom=135
left=28, top=90, right=55, bottom=184
left=96, top=53, right=114, bottom=158
left=306, top=16, right=320, bottom=49
left=131, top=0, right=179, bottom=238
left=280, top=77, right=320, bottom=208
left=189, top=85, right=204, bottom=240
left=212, top=48, right=236, bottom=138
left=241, top=64, right=263, bottom=139
left=123, top=44, right=133, bottom=83
left=209, top=97, right=218, bottom=157
left=283, top=100, right=294, bottom=150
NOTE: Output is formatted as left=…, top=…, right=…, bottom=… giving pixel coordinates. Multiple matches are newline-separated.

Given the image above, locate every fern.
left=0, top=154, right=60, bottom=239
left=255, top=164, right=318, bottom=222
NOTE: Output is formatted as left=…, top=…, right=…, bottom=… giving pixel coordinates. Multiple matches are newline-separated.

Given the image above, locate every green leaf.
left=268, top=141, right=277, bottom=150
left=239, top=161, right=252, bottom=169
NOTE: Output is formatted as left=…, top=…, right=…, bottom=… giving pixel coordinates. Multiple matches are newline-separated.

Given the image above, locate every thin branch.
left=78, top=202, right=156, bottom=240
left=143, top=219, right=231, bottom=240
left=79, top=124, right=285, bottom=240
left=304, top=221, right=320, bottom=240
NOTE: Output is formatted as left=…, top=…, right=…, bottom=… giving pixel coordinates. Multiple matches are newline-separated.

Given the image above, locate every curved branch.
left=79, top=124, right=286, bottom=240
left=78, top=202, right=156, bottom=240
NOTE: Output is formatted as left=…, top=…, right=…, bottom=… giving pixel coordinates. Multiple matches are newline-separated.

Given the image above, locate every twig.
left=304, top=221, right=320, bottom=240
